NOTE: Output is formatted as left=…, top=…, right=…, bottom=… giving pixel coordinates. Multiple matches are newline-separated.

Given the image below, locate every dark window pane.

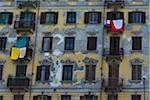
left=87, top=37, right=97, bottom=50
left=0, top=37, right=7, bottom=51
left=0, top=65, right=3, bottom=80
left=132, top=37, right=142, bottom=50
left=108, top=95, right=118, bottom=100
left=132, top=65, right=142, bottom=80
left=14, top=95, right=24, bottom=100
left=67, top=12, right=76, bottom=24
left=85, top=65, right=96, bottom=81
left=65, top=37, right=75, bottom=50
left=129, top=12, right=145, bottom=23
left=107, top=12, right=124, bottom=20
left=62, top=65, right=73, bottom=81
left=61, top=95, right=71, bottom=100
left=84, top=12, right=101, bottom=24
left=16, top=65, right=27, bottom=77
left=42, top=37, right=53, bottom=52
left=132, top=95, right=141, bottom=100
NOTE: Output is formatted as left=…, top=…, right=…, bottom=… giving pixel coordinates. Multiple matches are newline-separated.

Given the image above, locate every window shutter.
left=40, top=12, right=46, bottom=24
left=141, top=12, right=146, bottom=23
left=0, top=65, right=3, bottom=80
left=85, top=65, right=89, bottom=80
left=88, top=65, right=93, bottom=81
left=128, top=12, right=132, bottom=23
left=47, top=96, right=51, bottom=100
left=132, top=65, right=135, bottom=80
left=1, top=37, right=7, bottom=50
left=94, top=96, right=98, bottom=100
left=49, top=37, right=52, bottom=50
left=97, top=12, right=101, bottom=24
left=45, top=66, right=50, bottom=80
left=8, top=13, right=13, bottom=25
left=137, top=65, right=141, bottom=80
left=92, top=65, right=96, bottom=80
left=80, top=96, right=85, bottom=100
left=32, top=13, right=36, bottom=30
left=54, top=12, right=58, bottom=24
left=33, top=96, right=38, bottom=100
left=84, top=12, right=89, bottom=24
left=36, top=66, right=41, bottom=81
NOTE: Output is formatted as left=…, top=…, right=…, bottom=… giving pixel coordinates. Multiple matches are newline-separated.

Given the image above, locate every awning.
left=15, top=37, right=28, bottom=48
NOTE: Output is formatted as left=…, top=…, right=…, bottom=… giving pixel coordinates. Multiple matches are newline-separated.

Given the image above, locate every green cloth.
left=15, top=37, right=28, bottom=48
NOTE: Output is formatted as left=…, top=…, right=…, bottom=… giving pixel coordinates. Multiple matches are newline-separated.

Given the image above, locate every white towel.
left=112, top=19, right=123, bottom=29
left=19, top=47, right=26, bottom=58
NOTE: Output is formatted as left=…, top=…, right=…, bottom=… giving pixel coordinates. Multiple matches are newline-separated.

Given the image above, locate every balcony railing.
left=102, top=77, right=124, bottom=92
left=14, top=20, right=35, bottom=32
left=104, top=0, right=125, bottom=8
left=103, top=48, right=124, bottom=57
left=16, top=0, right=39, bottom=8
left=7, top=76, right=30, bottom=91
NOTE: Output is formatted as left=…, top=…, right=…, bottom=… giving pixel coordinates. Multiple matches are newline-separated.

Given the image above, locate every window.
left=62, top=65, right=73, bottom=81
left=132, top=95, right=141, bottom=100
left=33, top=95, right=51, bottom=100
left=132, top=37, right=142, bottom=50
left=0, top=65, right=3, bottom=80
left=66, top=12, right=76, bottom=24
left=0, top=96, right=3, bottom=100
left=36, top=65, right=50, bottom=81
left=40, top=12, right=58, bottom=24
left=61, top=95, right=71, bottom=100
left=80, top=95, right=98, bottom=100
left=0, top=37, right=7, bottom=51
left=85, top=65, right=96, bottom=81
left=87, top=37, right=97, bottom=50
left=16, top=65, right=27, bottom=77
left=108, top=95, right=118, bottom=100
left=65, top=37, right=75, bottom=51
left=14, top=95, right=24, bottom=100
left=107, top=12, right=124, bottom=20
left=132, top=65, right=142, bottom=80
left=84, top=12, right=101, bottom=24
left=129, top=12, right=145, bottom=23
left=42, top=37, right=53, bottom=52
left=0, top=12, right=13, bottom=24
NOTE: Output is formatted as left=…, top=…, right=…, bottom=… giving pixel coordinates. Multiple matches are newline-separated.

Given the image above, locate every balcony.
left=7, top=76, right=30, bottom=92
left=14, top=20, right=35, bottom=33
left=102, top=78, right=123, bottom=93
left=103, top=48, right=124, bottom=61
left=104, top=0, right=125, bottom=8
left=16, top=0, right=39, bottom=9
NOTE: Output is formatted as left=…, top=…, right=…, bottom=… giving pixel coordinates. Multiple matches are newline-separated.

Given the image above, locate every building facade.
left=0, top=0, right=149, bottom=100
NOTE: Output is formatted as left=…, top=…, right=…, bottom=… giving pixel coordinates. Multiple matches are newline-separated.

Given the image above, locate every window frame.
left=14, top=95, right=24, bottom=100
left=0, top=12, right=13, bottom=25
left=16, top=64, right=27, bottom=77
left=0, top=65, right=3, bottom=80
left=62, top=65, right=73, bottom=81
left=85, top=65, right=96, bottom=81
left=61, top=95, right=71, bottom=100
left=87, top=37, right=97, bottom=50
left=42, top=37, right=53, bottom=52
left=64, top=37, right=75, bottom=51
left=0, top=37, right=7, bottom=51
left=84, top=12, right=101, bottom=24
left=66, top=12, right=76, bottom=24
left=128, top=12, right=145, bottom=23
left=132, top=37, right=142, bottom=50
left=131, top=95, right=141, bottom=100
left=132, top=65, right=142, bottom=81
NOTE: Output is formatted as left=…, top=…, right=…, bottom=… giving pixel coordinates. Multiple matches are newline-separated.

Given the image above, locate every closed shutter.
left=40, top=12, right=46, bottom=24
left=68, top=65, right=73, bottom=80
left=94, top=96, right=98, bottom=100
left=32, top=13, right=36, bottom=30
left=128, top=12, right=133, bottom=23
left=97, top=12, right=101, bottom=23
left=141, top=12, right=146, bottom=23
left=47, top=96, right=51, bottom=100
left=132, top=65, right=136, bottom=80
left=80, top=96, right=85, bottom=100
left=33, top=96, right=38, bottom=100
left=0, top=65, right=3, bottom=80
left=54, top=12, right=58, bottom=24
left=85, top=65, right=89, bottom=80
left=36, top=66, right=41, bottom=81
left=137, top=65, right=142, bottom=80
left=0, top=37, right=7, bottom=50
left=49, top=37, right=52, bottom=50
left=8, top=13, right=13, bottom=25
left=16, top=65, right=27, bottom=77
left=45, top=66, right=50, bottom=80
left=84, top=12, right=89, bottom=24
left=92, top=65, right=96, bottom=80
left=87, top=37, right=97, bottom=50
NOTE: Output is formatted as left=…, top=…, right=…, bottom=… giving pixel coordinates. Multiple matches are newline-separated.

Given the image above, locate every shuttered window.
left=36, top=65, right=50, bottom=81
left=14, top=95, right=24, bottom=100
left=0, top=37, right=7, bottom=51
left=84, top=12, right=101, bottom=24
left=132, top=37, right=142, bottom=50
left=107, top=12, right=124, bottom=20
left=16, top=65, right=27, bottom=77
left=87, top=37, right=97, bottom=50
left=42, top=37, right=53, bottom=52
left=33, top=95, right=51, bottom=100
left=61, top=95, right=71, bottom=100
left=108, top=95, right=118, bottom=100
left=66, top=12, right=76, bottom=24
left=132, top=65, right=142, bottom=80
left=85, top=65, right=96, bottom=81
left=128, top=12, right=145, bottom=23
left=0, top=65, right=3, bottom=80
left=80, top=95, right=98, bottom=100
left=132, top=95, right=141, bottom=100
left=40, top=12, right=58, bottom=24
left=65, top=37, right=75, bottom=51
left=62, top=65, right=73, bottom=81
left=0, top=12, right=13, bottom=25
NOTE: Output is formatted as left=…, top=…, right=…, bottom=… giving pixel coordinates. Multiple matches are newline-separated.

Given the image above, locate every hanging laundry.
left=11, top=47, right=20, bottom=60
left=111, top=19, right=124, bottom=32
left=104, top=20, right=111, bottom=26
left=19, top=47, right=27, bottom=58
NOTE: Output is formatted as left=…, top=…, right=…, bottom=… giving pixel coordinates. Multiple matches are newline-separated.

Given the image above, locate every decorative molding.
left=60, top=59, right=75, bottom=64
left=129, top=58, right=144, bottom=64
left=82, top=57, right=98, bottom=65
left=42, top=32, right=53, bottom=36
left=16, top=59, right=29, bottom=65
left=39, top=57, right=53, bottom=65
left=131, top=31, right=142, bottom=35
left=86, top=32, right=97, bottom=35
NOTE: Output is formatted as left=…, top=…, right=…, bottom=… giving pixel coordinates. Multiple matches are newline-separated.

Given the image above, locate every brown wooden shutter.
left=128, top=12, right=132, bottom=23
left=97, top=12, right=101, bottom=24
left=80, top=96, right=85, bottom=100
left=36, top=66, right=41, bottom=81
left=33, top=96, right=38, bottom=100
left=84, top=12, right=89, bottom=24
left=40, top=12, right=46, bottom=24
left=45, top=66, right=50, bottom=80
left=141, top=12, right=146, bottom=23
left=54, top=12, right=58, bottom=24
left=32, top=13, right=36, bottom=30
left=8, top=13, right=13, bottom=25
left=94, top=96, right=98, bottom=100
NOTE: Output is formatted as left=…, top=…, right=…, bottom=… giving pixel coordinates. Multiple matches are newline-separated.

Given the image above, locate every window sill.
left=128, top=80, right=142, bottom=84
left=131, top=50, right=142, bottom=54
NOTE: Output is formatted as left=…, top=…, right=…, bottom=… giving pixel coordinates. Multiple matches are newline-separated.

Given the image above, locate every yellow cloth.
left=11, top=48, right=20, bottom=60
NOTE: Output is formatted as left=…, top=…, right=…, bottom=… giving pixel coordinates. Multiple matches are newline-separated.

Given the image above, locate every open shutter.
left=54, top=12, right=58, bottom=24
left=45, top=66, right=50, bottom=80
left=97, top=12, right=101, bottom=24
left=128, top=12, right=132, bottom=23
left=8, top=13, right=13, bottom=25
left=47, top=96, right=51, bottom=100
left=85, top=65, right=89, bottom=80
left=141, top=12, right=146, bottom=23
left=84, top=12, right=89, bottom=24
left=33, top=96, right=38, bottom=100
left=36, top=66, right=41, bottom=81
left=32, top=13, right=36, bottom=30
left=80, top=96, right=85, bottom=100
left=40, top=12, right=46, bottom=24
left=1, top=37, right=6, bottom=50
